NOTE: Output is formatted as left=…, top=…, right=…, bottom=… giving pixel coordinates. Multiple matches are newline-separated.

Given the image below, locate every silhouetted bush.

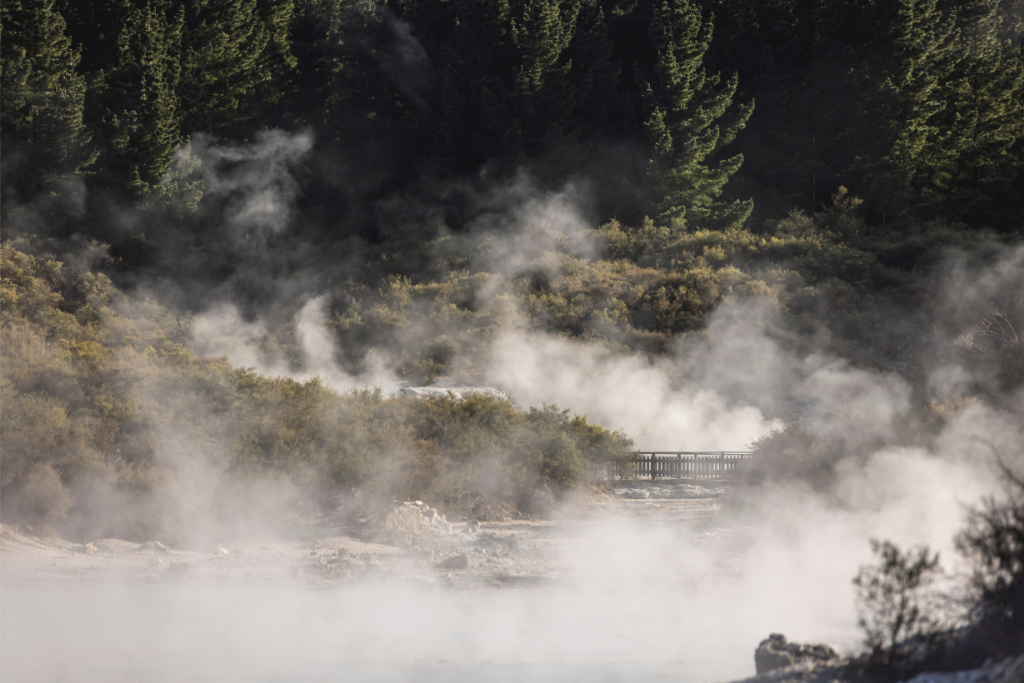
left=853, top=540, right=944, bottom=662
left=956, top=453, right=1024, bottom=658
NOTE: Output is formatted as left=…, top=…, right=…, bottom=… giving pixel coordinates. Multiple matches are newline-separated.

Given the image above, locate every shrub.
left=539, top=432, right=584, bottom=489
left=0, top=464, right=73, bottom=531
left=853, top=540, right=944, bottom=660
left=744, top=424, right=840, bottom=488
left=956, top=452, right=1024, bottom=657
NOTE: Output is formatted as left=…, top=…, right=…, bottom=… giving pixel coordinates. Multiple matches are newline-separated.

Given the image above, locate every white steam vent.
left=393, top=376, right=510, bottom=402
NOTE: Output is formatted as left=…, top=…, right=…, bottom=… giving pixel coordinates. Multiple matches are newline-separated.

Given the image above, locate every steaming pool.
left=3, top=575, right=859, bottom=683
left=2, top=495, right=888, bottom=683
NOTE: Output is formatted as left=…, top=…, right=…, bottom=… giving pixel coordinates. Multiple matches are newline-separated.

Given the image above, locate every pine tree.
left=504, top=0, right=581, bottom=157
left=287, top=0, right=420, bottom=152
left=567, top=0, right=626, bottom=138
left=396, top=0, right=619, bottom=174
left=697, top=0, right=823, bottom=219
left=860, top=0, right=962, bottom=219
left=932, top=0, right=1024, bottom=224
left=101, top=0, right=201, bottom=210
left=54, top=0, right=131, bottom=75
left=286, top=0, right=345, bottom=129
left=1, top=0, right=97, bottom=191
left=810, top=0, right=1000, bottom=222
left=259, top=0, right=296, bottom=73
left=634, top=0, right=754, bottom=227
left=395, top=0, right=518, bottom=170
left=256, top=0, right=297, bottom=122
left=181, top=0, right=272, bottom=137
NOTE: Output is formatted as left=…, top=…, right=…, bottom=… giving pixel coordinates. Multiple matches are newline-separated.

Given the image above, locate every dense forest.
left=3, top=0, right=1022, bottom=227
left=1, top=0, right=1023, bottom=538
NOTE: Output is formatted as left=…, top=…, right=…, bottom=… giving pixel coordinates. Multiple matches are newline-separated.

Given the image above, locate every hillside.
left=2, top=0, right=1023, bottom=539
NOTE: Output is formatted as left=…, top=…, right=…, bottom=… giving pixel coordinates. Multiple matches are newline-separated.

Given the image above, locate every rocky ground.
left=0, top=481, right=727, bottom=589
left=6, top=479, right=1011, bottom=683
left=2, top=480, right=744, bottom=683
left=731, top=632, right=1024, bottom=683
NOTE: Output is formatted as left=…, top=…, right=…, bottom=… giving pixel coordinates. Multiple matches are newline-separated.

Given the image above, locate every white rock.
left=137, top=541, right=169, bottom=552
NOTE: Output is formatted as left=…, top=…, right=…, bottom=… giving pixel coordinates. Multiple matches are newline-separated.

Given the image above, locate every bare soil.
left=0, top=486, right=720, bottom=587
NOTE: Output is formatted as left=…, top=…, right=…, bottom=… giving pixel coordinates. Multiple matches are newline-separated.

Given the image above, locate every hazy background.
left=3, top=1, right=1023, bottom=675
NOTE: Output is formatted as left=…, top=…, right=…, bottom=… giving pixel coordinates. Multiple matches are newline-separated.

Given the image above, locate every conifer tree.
left=395, top=0, right=517, bottom=169
left=422, top=0, right=516, bottom=169
left=181, top=0, right=272, bottom=137
left=259, top=0, right=296, bottom=73
left=54, top=0, right=131, bottom=75
left=634, top=0, right=754, bottom=227
left=287, top=0, right=420, bottom=154
left=698, top=0, right=821, bottom=217
left=256, top=0, right=297, bottom=122
left=1, top=0, right=97, bottom=191
left=933, top=0, right=1024, bottom=223
left=396, top=0, right=621, bottom=173
left=287, top=0, right=344, bottom=128
left=857, top=0, right=962, bottom=219
left=568, top=0, right=626, bottom=138
left=101, top=0, right=201, bottom=210
left=503, top=0, right=581, bottom=157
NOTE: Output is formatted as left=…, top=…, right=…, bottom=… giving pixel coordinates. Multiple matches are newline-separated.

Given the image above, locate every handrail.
left=631, top=451, right=753, bottom=456
left=614, top=451, right=755, bottom=481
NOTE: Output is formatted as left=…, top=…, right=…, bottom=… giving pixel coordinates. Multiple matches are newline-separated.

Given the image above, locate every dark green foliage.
left=851, top=0, right=961, bottom=218
left=53, top=0, right=131, bottom=74
left=392, top=0, right=590, bottom=171
left=259, top=0, right=297, bottom=77
left=287, top=0, right=422, bottom=156
left=6, top=0, right=1021, bottom=228
left=99, top=1, right=190, bottom=197
left=635, top=0, right=753, bottom=226
left=180, top=0, right=273, bottom=137
left=0, top=0, right=96, bottom=191
left=933, top=0, right=1024, bottom=225
left=708, top=0, right=1024, bottom=225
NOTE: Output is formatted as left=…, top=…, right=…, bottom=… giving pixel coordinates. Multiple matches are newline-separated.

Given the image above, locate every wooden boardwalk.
left=615, top=451, right=754, bottom=481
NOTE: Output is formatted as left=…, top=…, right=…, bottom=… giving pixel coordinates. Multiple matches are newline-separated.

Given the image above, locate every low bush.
left=0, top=243, right=633, bottom=539
left=853, top=540, right=944, bottom=661
left=956, top=452, right=1024, bottom=658
left=847, top=450, right=1024, bottom=676
left=0, top=464, right=73, bottom=533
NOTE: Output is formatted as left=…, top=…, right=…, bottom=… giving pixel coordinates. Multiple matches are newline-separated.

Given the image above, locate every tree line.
left=3, top=0, right=1022, bottom=234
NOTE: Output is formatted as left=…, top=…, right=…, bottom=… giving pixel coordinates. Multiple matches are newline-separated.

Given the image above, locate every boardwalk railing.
left=614, top=451, right=754, bottom=481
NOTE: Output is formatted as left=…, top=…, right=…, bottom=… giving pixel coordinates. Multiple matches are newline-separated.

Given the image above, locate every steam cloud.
left=4, top=129, right=1022, bottom=683
left=193, top=129, right=315, bottom=244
